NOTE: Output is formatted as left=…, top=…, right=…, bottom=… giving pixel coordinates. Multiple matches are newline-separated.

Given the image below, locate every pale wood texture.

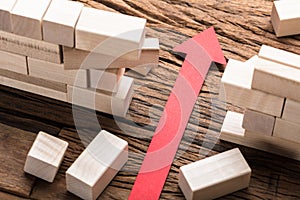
left=0, top=50, right=27, bottom=74
left=43, top=0, right=84, bottom=47
left=179, top=148, right=251, bottom=200
left=66, top=130, right=128, bottom=200
left=282, top=98, right=300, bottom=124
left=273, top=118, right=300, bottom=144
left=0, top=0, right=17, bottom=32
left=11, top=0, right=51, bottom=40
left=24, top=131, right=68, bottom=182
left=0, top=30, right=62, bottom=64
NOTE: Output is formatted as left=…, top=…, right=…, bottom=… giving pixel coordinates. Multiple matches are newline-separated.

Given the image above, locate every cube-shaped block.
left=0, top=0, right=17, bottom=32
left=24, top=131, right=68, bottom=182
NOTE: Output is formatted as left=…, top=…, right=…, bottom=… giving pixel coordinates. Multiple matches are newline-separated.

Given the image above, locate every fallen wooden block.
left=24, top=131, right=68, bottom=182
left=0, top=50, right=27, bottom=74
left=43, top=0, right=84, bottom=47
left=11, top=0, right=51, bottom=40
left=252, top=57, right=300, bottom=101
left=28, top=57, right=88, bottom=88
left=273, top=118, right=300, bottom=144
left=242, top=109, right=275, bottom=136
left=221, top=58, right=284, bottom=117
left=271, top=0, right=300, bottom=37
left=220, top=111, right=300, bottom=161
left=66, top=130, right=128, bottom=200
left=67, top=76, right=134, bottom=117
left=0, top=0, right=17, bottom=32
left=0, top=30, right=62, bottom=64
left=75, top=7, right=146, bottom=59
left=282, top=99, right=300, bottom=124
left=179, top=148, right=251, bottom=200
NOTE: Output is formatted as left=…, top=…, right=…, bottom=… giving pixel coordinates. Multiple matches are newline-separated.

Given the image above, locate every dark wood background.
left=0, top=0, right=300, bottom=199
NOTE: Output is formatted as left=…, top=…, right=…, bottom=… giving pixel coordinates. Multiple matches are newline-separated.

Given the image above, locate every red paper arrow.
left=128, top=27, right=226, bottom=200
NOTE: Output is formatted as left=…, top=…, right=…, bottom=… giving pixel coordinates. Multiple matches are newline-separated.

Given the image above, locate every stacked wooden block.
left=0, top=0, right=159, bottom=117
left=220, top=45, right=300, bottom=161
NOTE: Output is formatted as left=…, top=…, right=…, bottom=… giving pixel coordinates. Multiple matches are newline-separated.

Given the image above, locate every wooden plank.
left=221, top=58, right=284, bottom=117
left=66, top=130, right=128, bottom=200
left=282, top=98, right=300, bottom=124
left=0, top=0, right=17, bottom=32
left=67, top=76, right=134, bottom=117
left=24, top=131, right=68, bottom=182
left=220, top=111, right=300, bottom=161
left=0, top=191, right=29, bottom=200
left=273, top=118, right=300, bottom=144
left=11, top=0, right=51, bottom=40
left=28, top=58, right=88, bottom=88
left=179, top=148, right=251, bottom=200
left=271, top=0, right=300, bottom=37
left=43, top=0, right=84, bottom=47
left=251, top=57, right=300, bottom=101
left=0, top=30, right=62, bottom=64
left=242, top=109, right=275, bottom=136
left=0, top=123, right=36, bottom=197
left=75, top=7, right=146, bottom=59
left=0, top=50, right=27, bottom=74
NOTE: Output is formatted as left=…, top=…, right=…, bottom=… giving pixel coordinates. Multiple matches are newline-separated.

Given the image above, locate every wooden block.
left=0, top=0, right=17, bottom=32
left=0, top=30, right=62, bottom=64
left=242, top=109, right=275, bottom=136
left=75, top=7, right=146, bottom=59
left=251, top=57, right=300, bottom=101
left=11, top=0, right=52, bottom=40
left=273, top=118, right=300, bottom=144
left=221, top=58, right=284, bottom=117
left=282, top=99, right=300, bottom=124
left=0, top=50, right=27, bottom=74
left=220, top=111, right=300, bottom=161
left=43, top=0, right=84, bottom=47
left=24, top=131, right=68, bottom=182
left=28, top=57, right=88, bottom=88
left=67, top=76, right=134, bottom=117
left=271, top=0, right=300, bottom=37
left=258, top=45, right=300, bottom=70
left=66, top=130, right=128, bottom=200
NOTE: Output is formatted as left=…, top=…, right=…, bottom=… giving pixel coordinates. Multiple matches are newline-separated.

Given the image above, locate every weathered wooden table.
left=0, top=0, right=300, bottom=199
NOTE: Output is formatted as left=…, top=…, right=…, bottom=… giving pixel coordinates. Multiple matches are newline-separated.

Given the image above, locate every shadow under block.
left=220, top=111, right=300, bottom=161
left=75, top=7, right=146, bottom=59
left=28, top=57, right=88, bottom=88
left=221, top=58, right=284, bottom=117
left=251, top=57, right=300, bottom=101
left=282, top=99, right=300, bottom=124
left=179, top=148, right=251, bottom=200
left=0, top=30, right=62, bottom=64
left=43, top=0, right=84, bottom=47
left=66, top=130, right=128, bottom=200
left=0, top=50, right=27, bottom=74
left=67, top=76, right=134, bottom=117
left=242, top=109, right=275, bottom=136
left=0, top=0, right=17, bottom=32
left=271, top=0, right=300, bottom=37
left=273, top=118, right=300, bottom=144
left=11, top=0, right=51, bottom=40
left=24, top=131, right=68, bottom=182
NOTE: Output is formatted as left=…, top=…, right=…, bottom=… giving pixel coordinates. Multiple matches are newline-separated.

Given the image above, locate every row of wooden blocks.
left=220, top=45, right=300, bottom=161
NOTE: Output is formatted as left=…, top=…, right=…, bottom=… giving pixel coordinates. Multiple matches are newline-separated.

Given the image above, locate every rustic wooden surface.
left=0, top=0, right=300, bottom=199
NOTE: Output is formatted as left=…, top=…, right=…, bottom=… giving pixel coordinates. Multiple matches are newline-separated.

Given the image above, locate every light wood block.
left=0, top=50, right=27, bottom=74
left=11, top=0, right=52, bottom=40
left=43, top=0, right=84, bottom=47
left=24, top=131, right=68, bottom=182
left=179, top=148, right=251, bottom=200
left=0, top=30, right=62, bottom=64
left=251, top=57, right=300, bottom=101
left=258, top=45, right=300, bottom=70
left=273, top=118, right=300, bottom=144
left=271, top=0, right=300, bottom=37
left=0, top=0, right=17, bottom=32
left=75, top=7, right=146, bottom=59
left=67, top=76, right=134, bottom=117
left=220, top=111, right=300, bottom=161
left=28, top=57, right=88, bottom=88
left=282, top=99, right=300, bottom=124
left=66, top=130, right=128, bottom=200
left=221, top=58, right=284, bottom=117
left=242, top=109, right=275, bottom=136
